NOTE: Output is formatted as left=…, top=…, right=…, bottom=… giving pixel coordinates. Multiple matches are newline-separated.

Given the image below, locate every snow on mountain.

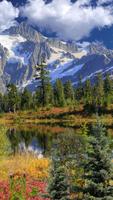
left=50, top=61, right=83, bottom=82
left=47, top=46, right=74, bottom=65
left=81, top=69, right=103, bottom=83
left=47, top=46, right=87, bottom=65
left=0, top=22, right=112, bottom=93
left=0, top=34, right=27, bottom=64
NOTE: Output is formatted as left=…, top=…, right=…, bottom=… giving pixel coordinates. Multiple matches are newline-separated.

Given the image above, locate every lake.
left=5, top=123, right=84, bottom=157
left=5, top=123, right=113, bottom=158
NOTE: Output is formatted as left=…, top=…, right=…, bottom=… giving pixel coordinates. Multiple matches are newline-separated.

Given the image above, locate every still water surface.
left=6, top=123, right=113, bottom=157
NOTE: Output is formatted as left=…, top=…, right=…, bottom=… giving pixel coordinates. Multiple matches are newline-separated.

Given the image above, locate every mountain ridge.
left=0, top=22, right=112, bottom=93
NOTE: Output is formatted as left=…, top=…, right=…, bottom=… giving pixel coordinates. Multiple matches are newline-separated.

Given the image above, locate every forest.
left=0, top=62, right=112, bottom=115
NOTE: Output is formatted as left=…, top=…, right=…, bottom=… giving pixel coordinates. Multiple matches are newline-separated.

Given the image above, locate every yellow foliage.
left=0, top=155, right=50, bottom=181
left=0, top=126, right=11, bottom=158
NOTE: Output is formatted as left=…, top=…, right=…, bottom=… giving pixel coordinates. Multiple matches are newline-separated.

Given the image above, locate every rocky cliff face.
left=87, top=42, right=113, bottom=59
left=0, top=44, right=8, bottom=73
left=0, top=22, right=113, bottom=93
left=46, top=38, right=78, bottom=53
left=4, top=22, right=42, bottom=43
left=0, top=23, right=53, bottom=92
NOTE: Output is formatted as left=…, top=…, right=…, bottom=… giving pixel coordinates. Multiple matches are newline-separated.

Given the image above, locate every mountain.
left=0, top=22, right=113, bottom=93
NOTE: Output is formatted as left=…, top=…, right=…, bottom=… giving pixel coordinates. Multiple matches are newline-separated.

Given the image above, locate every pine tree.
left=21, top=88, right=33, bottom=110
left=0, top=93, right=3, bottom=112
left=92, top=73, right=104, bottom=112
left=48, top=151, right=69, bottom=200
left=34, top=81, right=54, bottom=107
left=83, top=79, right=93, bottom=113
left=83, top=79, right=92, bottom=105
left=82, top=120, right=113, bottom=200
left=104, top=73, right=113, bottom=106
left=45, top=81, right=54, bottom=106
left=2, top=94, right=9, bottom=112
left=32, top=89, right=41, bottom=108
left=76, top=75, right=83, bottom=102
left=7, top=84, right=21, bottom=112
left=35, top=58, right=51, bottom=107
left=64, top=80, right=74, bottom=105
left=54, top=79, right=65, bottom=107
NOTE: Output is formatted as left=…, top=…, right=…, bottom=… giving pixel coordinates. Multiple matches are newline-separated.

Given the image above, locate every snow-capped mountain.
left=0, top=22, right=113, bottom=93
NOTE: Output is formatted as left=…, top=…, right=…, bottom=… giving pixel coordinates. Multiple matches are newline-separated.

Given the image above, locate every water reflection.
left=6, top=124, right=113, bottom=158
left=18, top=139, right=43, bottom=157
left=6, top=125, right=69, bottom=156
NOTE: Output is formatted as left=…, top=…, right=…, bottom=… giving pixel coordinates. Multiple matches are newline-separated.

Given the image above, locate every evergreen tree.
left=75, top=75, right=83, bottom=102
left=82, top=120, right=113, bottom=200
left=83, top=79, right=92, bottom=105
left=7, top=84, right=21, bottom=112
left=35, top=58, right=51, bottom=107
left=0, top=93, right=3, bottom=112
left=32, top=89, right=41, bottom=108
left=104, top=73, right=113, bottom=106
left=92, top=73, right=104, bottom=112
left=64, top=80, right=74, bottom=105
left=54, top=79, right=65, bottom=107
left=45, top=81, right=54, bottom=106
left=83, top=79, right=93, bottom=113
left=2, top=94, right=9, bottom=112
left=48, top=150, right=69, bottom=200
left=21, top=88, right=33, bottom=110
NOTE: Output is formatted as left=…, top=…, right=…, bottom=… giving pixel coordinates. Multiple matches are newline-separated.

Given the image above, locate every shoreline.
left=0, top=107, right=113, bottom=128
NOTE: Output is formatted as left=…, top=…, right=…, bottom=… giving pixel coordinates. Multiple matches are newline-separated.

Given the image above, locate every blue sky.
left=1, top=0, right=113, bottom=48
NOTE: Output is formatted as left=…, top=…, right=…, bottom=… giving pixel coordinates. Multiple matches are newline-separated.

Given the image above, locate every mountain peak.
left=3, top=21, right=43, bottom=43
left=0, top=22, right=112, bottom=93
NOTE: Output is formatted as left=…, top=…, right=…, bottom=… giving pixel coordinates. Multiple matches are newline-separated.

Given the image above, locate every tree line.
left=0, top=61, right=113, bottom=113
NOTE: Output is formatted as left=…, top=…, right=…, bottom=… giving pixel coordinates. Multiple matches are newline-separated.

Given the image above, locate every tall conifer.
left=82, top=120, right=113, bottom=199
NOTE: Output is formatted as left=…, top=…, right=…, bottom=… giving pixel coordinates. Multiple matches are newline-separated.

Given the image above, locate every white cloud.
left=0, top=0, right=19, bottom=32
left=21, top=0, right=113, bottom=41
left=98, top=0, right=113, bottom=5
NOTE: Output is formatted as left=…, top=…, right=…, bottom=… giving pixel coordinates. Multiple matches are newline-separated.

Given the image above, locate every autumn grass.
left=0, top=155, right=50, bottom=181
left=0, top=106, right=113, bottom=127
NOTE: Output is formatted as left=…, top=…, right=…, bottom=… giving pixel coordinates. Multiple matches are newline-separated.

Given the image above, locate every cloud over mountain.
left=1, top=0, right=113, bottom=41
left=0, top=0, right=19, bottom=32
left=21, top=0, right=113, bottom=41
left=98, top=0, right=113, bottom=5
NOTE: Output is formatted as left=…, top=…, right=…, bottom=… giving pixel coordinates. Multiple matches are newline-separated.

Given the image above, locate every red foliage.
left=0, top=181, right=9, bottom=200
left=0, top=179, right=49, bottom=200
